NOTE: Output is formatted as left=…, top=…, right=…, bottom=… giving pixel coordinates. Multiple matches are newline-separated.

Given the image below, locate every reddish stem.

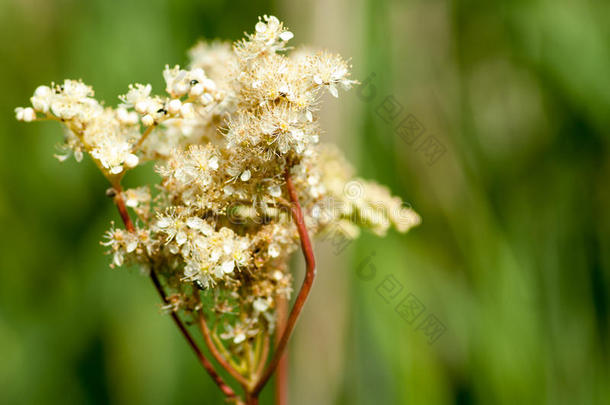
left=114, top=190, right=135, bottom=232
left=113, top=187, right=237, bottom=399
left=245, top=393, right=259, bottom=405
left=197, top=308, right=250, bottom=388
left=150, top=271, right=236, bottom=398
left=251, top=167, right=316, bottom=397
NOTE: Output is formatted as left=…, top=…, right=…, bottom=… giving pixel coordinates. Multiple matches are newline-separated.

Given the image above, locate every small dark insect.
left=190, top=79, right=199, bottom=86
left=194, top=280, right=205, bottom=290
left=157, top=108, right=168, bottom=114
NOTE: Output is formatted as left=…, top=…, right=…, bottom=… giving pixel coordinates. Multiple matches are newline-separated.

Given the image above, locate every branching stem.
left=196, top=305, right=250, bottom=388
left=132, top=124, right=155, bottom=152
left=250, top=167, right=316, bottom=398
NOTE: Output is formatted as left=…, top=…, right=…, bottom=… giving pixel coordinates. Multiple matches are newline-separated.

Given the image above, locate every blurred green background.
left=1, top=0, right=609, bottom=404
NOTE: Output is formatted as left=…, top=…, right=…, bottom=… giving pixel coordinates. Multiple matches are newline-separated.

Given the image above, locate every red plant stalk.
left=245, top=394, right=259, bottom=405
left=197, top=307, right=250, bottom=389
left=251, top=167, right=317, bottom=398
left=112, top=187, right=237, bottom=400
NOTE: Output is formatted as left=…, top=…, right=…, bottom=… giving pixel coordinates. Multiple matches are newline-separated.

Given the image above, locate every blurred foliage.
left=0, top=0, right=608, bottom=404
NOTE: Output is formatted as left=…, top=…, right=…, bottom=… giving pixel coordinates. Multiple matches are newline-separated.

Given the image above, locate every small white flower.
left=266, top=16, right=280, bottom=28
left=174, top=81, right=189, bottom=96
left=201, top=78, right=216, bottom=91
left=176, top=230, right=187, bottom=245
left=190, top=83, right=204, bottom=96
left=24, top=107, right=37, bottom=122
left=268, top=243, right=280, bottom=258
left=34, top=85, right=52, bottom=98
left=31, top=98, right=49, bottom=113
left=113, top=252, right=124, bottom=267
left=240, top=170, right=251, bottom=181
left=307, top=175, right=319, bottom=186
left=31, top=86, right=52, bottom=113
left=200, top=93, right=214, bottom=105
left=142, top=114, right=154, bottom=126
left=220, top=260, right=235, bottom=274
left=255, top=21, right=267, bottom=33
left=168, top=99, right=182, bottom=114
left=233, top=332, right=246, bottom=344
left=15, top=107, right=36, bottom=122
left=125, top=239, right=138, bottom=253
left=134, top=101, right=148, bottom=114
left=186, top=217, right=205, bottom=230
left=124, top=153, right=139, bottom=168
left=253, top=298, right=270, bottom=313
left=191, top=67, right=206, bottom=82
left=157, top=217, right=172, bottom=228
left=269, top=185, right=281, bottom=197
left=122, top=83, right=152, bottom=107
left=200, top=223, right=214, bottom=236
left=125, top=197, right=138, bottom=208
left=180, top=102, right=194, bottom=117
left=116, top=107, right=138, bottom=124
left=208, top=156, right=219, bottom=170
left=279, top=31, right=294, bottom=41
left=210, top=248, right=221, bottom=262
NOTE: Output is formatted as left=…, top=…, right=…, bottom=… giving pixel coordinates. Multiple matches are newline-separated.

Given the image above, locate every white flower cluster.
left=16, top=80, right=141, bottom=174
left=155, top=214, right=251, bottom=288
left=17, top=16, right=419, bottom=348
left=312, top=145, right=421, bottom=236
left=101, top=225, right=151, bottom=268
left=16, top=64, right=226, bottom=175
